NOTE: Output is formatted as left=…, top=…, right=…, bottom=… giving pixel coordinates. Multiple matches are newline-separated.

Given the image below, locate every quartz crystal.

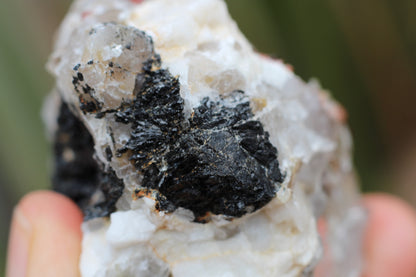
left=44, top=0, right=366, bottom=276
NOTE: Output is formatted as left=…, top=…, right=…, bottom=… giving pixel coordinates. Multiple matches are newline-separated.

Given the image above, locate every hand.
left=6, top=191, right=416, bottom=277
left=6, top=191, right=83, bottom=277
left=361, top=194, right=416, bottom=277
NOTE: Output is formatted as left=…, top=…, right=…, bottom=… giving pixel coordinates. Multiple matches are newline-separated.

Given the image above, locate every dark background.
left=1, top=0, right=416, bottom=273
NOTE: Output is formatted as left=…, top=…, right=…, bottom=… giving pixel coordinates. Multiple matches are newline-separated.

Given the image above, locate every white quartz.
left=46, top=0, right=366, bottom=276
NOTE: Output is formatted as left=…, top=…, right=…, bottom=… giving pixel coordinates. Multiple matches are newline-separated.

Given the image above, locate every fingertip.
left=7, top=190, right=83, bottom=277
left=363, top=193, right=416, bottom=277
left=18, top=190, right=83, bottom=235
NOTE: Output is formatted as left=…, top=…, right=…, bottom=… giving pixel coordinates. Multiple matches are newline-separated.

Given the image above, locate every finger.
left=363, top=193, right=416, bottom=277
left=6, top=190, right=83, bottom=277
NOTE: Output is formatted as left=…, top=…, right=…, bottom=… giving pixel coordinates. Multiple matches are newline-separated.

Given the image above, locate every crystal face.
left=45, top=0, right=366, bottom=276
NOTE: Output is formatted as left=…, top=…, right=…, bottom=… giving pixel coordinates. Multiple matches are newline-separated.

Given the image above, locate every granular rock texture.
left=45, top=0, right=366, bottom=276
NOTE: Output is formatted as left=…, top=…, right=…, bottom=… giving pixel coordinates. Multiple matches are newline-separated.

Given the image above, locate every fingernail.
left=6, top=207, right=32, bottom=277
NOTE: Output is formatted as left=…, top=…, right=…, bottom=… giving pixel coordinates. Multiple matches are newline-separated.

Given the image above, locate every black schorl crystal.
left=53, top=102, right=124, bottom=220
left=54, top=26, right=284, bottom=222
left=114, top=56, right=284, bottom=221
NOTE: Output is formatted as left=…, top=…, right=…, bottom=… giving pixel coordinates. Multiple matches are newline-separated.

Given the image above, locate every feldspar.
left=45, top=0, right=366, bottom=276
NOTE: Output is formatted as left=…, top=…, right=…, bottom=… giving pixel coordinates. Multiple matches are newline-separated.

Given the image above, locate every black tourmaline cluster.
left=113, top=56, right=284, bottom=221
left=53, top=27, right=284, bottom=222
left=53, top=102, right=124, bottom=220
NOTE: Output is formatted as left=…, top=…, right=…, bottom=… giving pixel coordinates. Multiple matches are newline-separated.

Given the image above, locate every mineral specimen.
left=45, top=0, right=366, bottom=276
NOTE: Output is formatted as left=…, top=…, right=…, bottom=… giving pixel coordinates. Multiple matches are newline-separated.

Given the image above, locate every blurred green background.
left=1, top=0, right=416, bottom=273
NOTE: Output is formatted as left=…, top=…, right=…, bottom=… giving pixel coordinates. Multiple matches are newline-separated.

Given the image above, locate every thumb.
left=6, top=190, right=83, bottom=277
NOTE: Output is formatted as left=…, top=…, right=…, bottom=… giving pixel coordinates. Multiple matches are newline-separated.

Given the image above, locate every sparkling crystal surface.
left=45, top=0, right=366, bottom=276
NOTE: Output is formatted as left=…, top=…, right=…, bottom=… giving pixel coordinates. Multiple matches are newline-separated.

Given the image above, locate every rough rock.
left=45, top=0, right=366, bottom=276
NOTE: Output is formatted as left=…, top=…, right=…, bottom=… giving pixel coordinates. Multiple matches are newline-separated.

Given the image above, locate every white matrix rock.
left=45, top=0, right=366, bottom=276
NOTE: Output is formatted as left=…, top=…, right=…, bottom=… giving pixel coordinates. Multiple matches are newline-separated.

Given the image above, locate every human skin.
left=5, top=191, right=416, bottom=277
